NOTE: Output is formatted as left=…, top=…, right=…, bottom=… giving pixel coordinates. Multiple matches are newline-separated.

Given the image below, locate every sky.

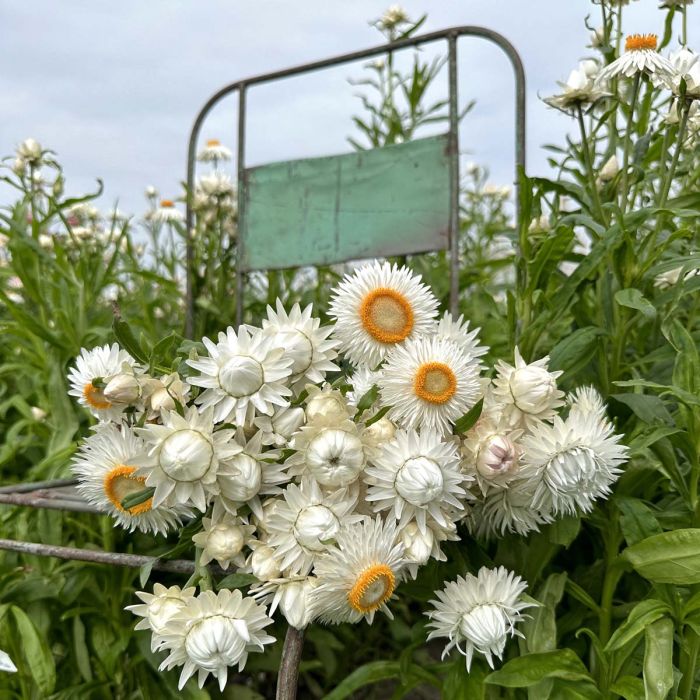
left=0, top=0, right=695, bottom=219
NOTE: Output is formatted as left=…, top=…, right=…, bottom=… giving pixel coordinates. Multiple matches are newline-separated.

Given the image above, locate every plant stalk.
left=276, top=626, right=305, bottom=700
left=620, top=73, right=641, bottom=215
left=576, top=104, right=607, bottom=226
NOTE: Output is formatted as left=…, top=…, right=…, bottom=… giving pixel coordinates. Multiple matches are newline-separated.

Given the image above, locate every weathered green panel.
left=240, top=134, right=450, bottom=271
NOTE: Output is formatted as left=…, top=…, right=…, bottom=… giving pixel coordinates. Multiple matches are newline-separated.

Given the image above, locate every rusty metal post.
left=235, top=85, right=247, bottom=328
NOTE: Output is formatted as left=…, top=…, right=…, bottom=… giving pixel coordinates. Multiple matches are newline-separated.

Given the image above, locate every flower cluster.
left=67, top=261, right=628, bottom=686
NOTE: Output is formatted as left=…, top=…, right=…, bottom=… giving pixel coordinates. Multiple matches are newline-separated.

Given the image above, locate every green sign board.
left=239, top=134, right=451, bottom=271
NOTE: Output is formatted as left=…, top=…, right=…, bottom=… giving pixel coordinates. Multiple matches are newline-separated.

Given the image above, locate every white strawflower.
left=544, top=61, right=606, bottom=112
left=16, top=138, right=43, bottom=165
left=379, top=336, right=482, bottom=435
left=347, top=366, right=383, bottom=409
left=197, top=138, right=233, bottom=163
left=259, top=300, right=339, bottom=394
left=362, top=416, right=397, bottom=448
left=0, top=649, right=16, bottom=673
left=214, top=428, right=288, bottom=519
left=435, top=312, right=489, bottom=367
left=380, top=5, right=410, bottom=29
left=134, top=407, right=238, bottom=512
left=399, top=520, right=456, bottom=579
left=567, top=385, right=607, bottom=421
left=251, top=576, right=318, bottom=629
left=266, top=478, right=362, bottom=576
left=305, top=384, right=353, bottom=424
left=490, top=348, right=564, bottom=429
left=328, top=261, right=439, bottom=367
left=249, top=544, right=283, bottom=581
left=144, top=372, right=190, bottom=417
left=365, top=429, right=469, bottom=533
left=669, top=47, right=700, bottom=96
left=426, top=567, right=532, bottom=670
left=254, top=406, right=306, bottom=447
left=313, top=517, right=406, bottom=624
left=287, top=418, right=367, bottom=489
left=596, top=34, right=675, bottom=88
left=158, top=589, right=275, bottom=691
left=67, top=344, right=139, bottom=421
left=153, top=199, right=184, bottom=224
left=126, top=584, right=197, bottom=652
left=103, top=372, right=141, bottom=405
left=520, top=411, right=628, bottom=515
left=528, top=214, right=550, bottom=234
left=654, top=265, right=700, bottom=289
left=187, top=325, right=293, bottom=425
left=72, top=423, right=191, bottom=535
left=192, top=514, right=255, bottom=570
left=197, top=171, right=235, bottom=198
left=599, top=155, right=620, bottom=182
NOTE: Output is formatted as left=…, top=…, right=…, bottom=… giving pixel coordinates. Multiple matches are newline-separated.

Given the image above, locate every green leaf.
left=121, top=487, right=155, bottom=511
left=323, top=661, right=438, bottom=700
left=615, top=288, right=657, bottom=319
left=150, top=332, right=182, bottom=370
left=610, top=676, right=645, bottom=700
left=10, top=605, right=56, bottom=694
left=523, top=573, right=566, bottom=653
left=217, top=573, right=258, bottom=590
left=611, top=393, right=673, bottom=425
left=548, top=516, right=581, bottom=547
left=443, top=658, right=487, bottom=700
left=616, top=497, right=663, bottom=546
left=605, top=599, right=671, bottom=652
left=356, top=385, right=379, bottom=412
left=454, top=399, right=483, bottom=434
left=548, top=327, right=603, bottom=374
left=365, top=405, right=391, bottom=427
left=73, top=615, right=93, bottom=683
left=485, top=649, right=593, bottom=687
left=140, top=560, right=156, bottom=588
left=622, top=529, right=700, bottom=584
left=643, top=617, right=674, bottom=700
left=112, top=317, right=149, bottom=364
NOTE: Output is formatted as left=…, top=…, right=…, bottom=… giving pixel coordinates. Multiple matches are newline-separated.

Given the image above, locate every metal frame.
left=184, top=26, right=526, bottom=337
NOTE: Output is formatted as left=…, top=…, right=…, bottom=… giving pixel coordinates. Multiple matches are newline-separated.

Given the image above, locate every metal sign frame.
left=184, top=26, right=526, bottom=337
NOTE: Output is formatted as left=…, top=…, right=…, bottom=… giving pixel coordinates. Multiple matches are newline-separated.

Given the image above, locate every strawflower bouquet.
left=67, top=261, right=627, bottom=693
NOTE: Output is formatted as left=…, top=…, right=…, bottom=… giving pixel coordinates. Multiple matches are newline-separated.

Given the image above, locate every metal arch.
left=184, top=25, right=526, bottom=337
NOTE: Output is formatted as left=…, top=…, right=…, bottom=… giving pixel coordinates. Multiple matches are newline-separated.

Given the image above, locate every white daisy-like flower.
left=134, top=407, right=237, bottom=512
left=158, top=589, right=275, bottom=691
left=126, top=584, right=197, bottom=652
left=313, top=516, right=406, bottom=624
left=460, top=417, right=523, bottom=495
left=259, top=300, right=339, bottom=394
left=379, top=336, right=482, bottom=435
left=305, top=384, right=354, bottom=424
left=187, top=325, right=293, bottom=425
left=328, top=261, right=439, bottom=367
left=544, top=60, right=607, bottom=112
left=192, top=514, right=255, bottom=570
left=254, top=406, right=306, bottom=447
left=287, top=417, right=368, bottom=489
left=435, top=312, right=489, bottom=367
left=520, top=411, right=628, bottom=516
left=399, top=519, right=457, bottom=579
left=669, top=47, right=700, bottom=96
left=72, top=423, right=191, bottom=535
left=152, top=199, right=184, bottom=224
left=251, top=576, right=319, bottom=629
left=365, top=429, right=469, bottom=533
left=67, top=344, right=138, bottom=420
left=490, top=348, right=565, bottom=430
left=595, top=34, right=675, bottom=88
left=347, top=366, right=383, bottom=409
left=196, top=138, right=233, bottom=163
left=654, top=264, right=700, bottom=289
left=214, top=428, right=287, bottom=519
left=266, top=478, right=362, bottom=576
left=426, top=567, right=532, bottom=670
left=466, top=478, right=552, bottom=538
left=567, top=386, right=607, bottom=421
left=197, top=171, right=236, bottom=198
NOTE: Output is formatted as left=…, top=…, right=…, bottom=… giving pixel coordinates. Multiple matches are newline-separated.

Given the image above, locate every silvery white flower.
left=152, top=200, right=184, bottom=224
left=596, top=34, right=675, bottom=88
left=347, top=366, right=383, bottom=409
left=654, top=264, right=700, bottom=289
left=248, top=543, right=283, bottom=581
left=103, top=372, right=141, bottom=405
left=0, top=649, right=16, bottom=673
left=669, top=47, right=700, bottom=96
left=254, top=405, right=306, bottom=447
left=157, top=589, right=275, bottom=691
left=16, top=138, right=43, bottom=165
left=192, top=514, right=255, bottom=570
left=544, top=61, right=606, bottom=112
left=251, top=576, right=319, bottom=629
left=426, top=567, right=532, bottom=670
left=362, top=416, right=397, bottom=448
left=379, top=4, right=410, bottom=30
left=528, top=214, right=551, bottom=234
left=434, top=312, right=489, bottom=368
left=598, top=154, right=620, bottom=183
left=305, top=384, right=353, bottom=424
left=197, top=171, right=235, bottom=198
left=197, top=138, right=233, bottom=163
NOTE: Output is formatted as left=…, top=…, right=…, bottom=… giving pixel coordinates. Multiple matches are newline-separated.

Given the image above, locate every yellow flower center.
left=83, top=382, right=112, bottom=410
left=359, top=288, right=414, bottom=344
left=104, top=465, right=152, bottom=515
left=160, top=199, right=175, bottom=208
left=625, top=34, right=657, bottom=52
left=348, top=563, right=395, bottom=613
left=413, top=362, right=457, bottom=404
left=206, top=139, right=221, bottom=147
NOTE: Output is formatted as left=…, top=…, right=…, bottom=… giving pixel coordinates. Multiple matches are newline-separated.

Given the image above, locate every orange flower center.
left=104, top=465, right=152, bottom=515
left=359, top=288, right=414, bottom=344
left=206, top=139, right=221, bottom=147
left=348, top=563, right=395, bottom=613
left=160, top=199, right=174, bottom=208
left=625, top=34, right=657, bottom=52
left=83, top=382, right=112, bottom=410
left=413, top=362, right=457, bottom=404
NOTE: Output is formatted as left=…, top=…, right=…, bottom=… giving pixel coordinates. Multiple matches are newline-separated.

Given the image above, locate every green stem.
left=679, top=627, right=700, bottom=700
left=194, top=547, right=212, bottom=591
left=620, top=73, right=641, bottom=215
left=576, top=104, right=607, bottom=226
left=682, top=7, right=688, bottom=48
left=658, top=103, right=690, bottom=210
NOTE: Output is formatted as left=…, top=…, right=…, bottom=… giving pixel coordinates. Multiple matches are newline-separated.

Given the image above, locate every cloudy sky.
left=1, top=1, right=694, bottom=218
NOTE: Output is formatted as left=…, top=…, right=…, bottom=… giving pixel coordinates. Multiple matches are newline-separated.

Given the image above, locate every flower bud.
left=528, top=214, right=550, bottom=234
left=251, top=545, right=281, bottom=580
left=599, top=155, right=619, bottom=182
left=476, top=434, right=519, bottom=479
left=363, top=416, right=396, bottom=447
left=11, top=158, right=26, bottom=176
left=509, top=366, right=560, bottom=415
left=30, top=406, right=47, bottom=422
left=306, top=391, right=350, bottom=423
left=17, top=138, right=42, bottom=164
left=293, top=505, right=339, bottom=551
left=278, top=579, right=316, bottom=629
left=204, top=522, right=246, bottom=561
left=395, top=457, right=444, bottom=506
left=272, top=407, right=305, bottom=441
left=104, top=373, right=141, bottom=405
left=400, top=522, right=434, bottom=565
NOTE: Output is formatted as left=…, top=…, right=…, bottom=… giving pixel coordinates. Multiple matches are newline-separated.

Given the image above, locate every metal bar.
left=447, top=33, right=460, bottom=317
left=0, top=477, right=77, bottom=494
left=0, top=492, right=101, bottom=514
left=0, top=538, right=199, bottom=575
left=235, top=85, right=247, bottom=328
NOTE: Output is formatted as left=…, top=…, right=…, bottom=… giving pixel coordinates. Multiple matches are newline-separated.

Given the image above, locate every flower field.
left=1, top=2, right=700, bottom=698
